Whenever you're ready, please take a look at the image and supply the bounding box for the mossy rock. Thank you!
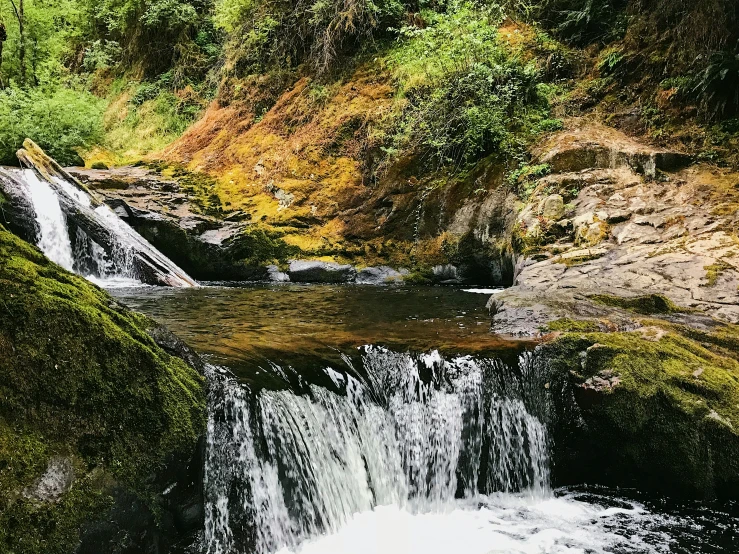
[0,226,207,553]
[545,325,739,499]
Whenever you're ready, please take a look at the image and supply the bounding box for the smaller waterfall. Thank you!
[24,170,75,271]
[204,348,552,554]
[7,167,196,287]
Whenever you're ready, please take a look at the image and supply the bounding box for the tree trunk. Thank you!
[9,0,24,85]
[18,0,24,85]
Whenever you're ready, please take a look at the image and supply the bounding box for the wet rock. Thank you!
[23,457,74,503]
[288,260,357,283]
[69,165,179,191]
[0,168,40,243]
[356,266,407,285]
[432,264,460,283]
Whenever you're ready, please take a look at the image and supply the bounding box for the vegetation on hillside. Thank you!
[0,0,737,167]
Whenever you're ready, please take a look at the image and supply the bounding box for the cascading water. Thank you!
[23,170,76,271]
[204,347,556,554]
[9,167,195,287]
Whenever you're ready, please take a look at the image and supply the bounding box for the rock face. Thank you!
[507,123,739,335]
[0,226,207,554]
[543,323,739,500]
[69,166,269,281]
[288,260,357,283]
[356,266,407,285]
[493,122,739,499]
[0,168,39,244]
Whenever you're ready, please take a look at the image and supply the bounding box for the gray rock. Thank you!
[539,194,565,220]
[356,266,407,285]
[0,168,40,244]
[288,260,357,283]
[432,264,459,281]
[23,457,74,503]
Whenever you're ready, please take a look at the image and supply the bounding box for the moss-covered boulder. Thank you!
[545,322,739,499]
[0,226,207,553]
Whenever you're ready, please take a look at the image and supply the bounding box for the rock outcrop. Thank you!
[502,123,739,335]
[493,122,739,499]
[0,226,207,553]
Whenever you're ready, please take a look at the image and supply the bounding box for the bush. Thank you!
[692,46,739,119]
[383,5,553,169]
[530,0,627,45]
[216,0,406,75]
[0,87,105,166]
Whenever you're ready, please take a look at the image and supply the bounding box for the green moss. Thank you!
[545,318,601,333]
[590,293,682,314]
[0,226,206,553]
[703,260,732,286]
[546,325,739,498]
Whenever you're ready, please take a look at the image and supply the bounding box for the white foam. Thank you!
[462,288,505,294]
[277,494,654,554]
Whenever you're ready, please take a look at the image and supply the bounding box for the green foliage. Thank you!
[692,45,739,119]
[531,0,628,45]
[384,5,554,170]
[508,163,551,197]
[87,0,221,83]
[216,0,406,75]
[0,0,88,86]
[0,86,104,166]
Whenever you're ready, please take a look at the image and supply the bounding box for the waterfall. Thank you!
[7,168,196,287]
[204,347,551,554]
[23,170,76,271]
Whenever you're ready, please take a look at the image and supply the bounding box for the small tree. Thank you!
[8,0,24,85]
[0,21,6,87]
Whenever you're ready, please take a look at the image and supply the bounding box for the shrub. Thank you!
[383,5,553,170]
[530,0,628,45]
[692,45,739,119]
[215,0,406,75]
[0,87,105,166]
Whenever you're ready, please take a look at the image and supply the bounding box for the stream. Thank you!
[14,162,739,553]
[112,284,739,554]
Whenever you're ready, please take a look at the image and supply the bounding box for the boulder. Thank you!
[539,194,565,220]
[432,264,460,283]
[356,266,407,285]
[288,260,357,283]
[0,226,206,553]
[267,264,290,282]
[0,168,39,244]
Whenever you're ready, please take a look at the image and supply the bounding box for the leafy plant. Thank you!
[0,86,105,166]
[383,5,554,171]
[692,45,739,119]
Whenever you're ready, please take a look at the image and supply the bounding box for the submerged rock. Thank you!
[288,260,357,283]
[0,226,206,553]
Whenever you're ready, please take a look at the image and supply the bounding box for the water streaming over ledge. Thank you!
[10,167,194,287]
[204,347,552,554]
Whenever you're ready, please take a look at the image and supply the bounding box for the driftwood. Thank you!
[15,140,197,287]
